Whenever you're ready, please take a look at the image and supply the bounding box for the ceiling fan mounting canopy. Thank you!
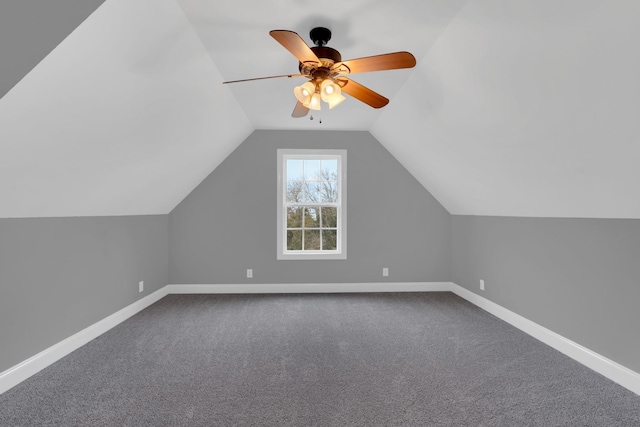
[310,27,332,47]
[222,27,417,117]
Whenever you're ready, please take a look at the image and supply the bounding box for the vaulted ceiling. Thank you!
[1,0,639,218]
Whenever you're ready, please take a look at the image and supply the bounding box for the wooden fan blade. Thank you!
[333,52,416,75]
[338,78,389,109]
[270,30,320,65]
[223,73,304,84]
[291,101,310,118]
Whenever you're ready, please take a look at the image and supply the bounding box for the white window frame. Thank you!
[277,149,347,260]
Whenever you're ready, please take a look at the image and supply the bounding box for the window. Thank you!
[277,149,346,260]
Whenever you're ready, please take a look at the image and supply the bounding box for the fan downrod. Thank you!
[310,27,331,47]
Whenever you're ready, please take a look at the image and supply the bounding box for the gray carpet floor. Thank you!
[1,292,639,426]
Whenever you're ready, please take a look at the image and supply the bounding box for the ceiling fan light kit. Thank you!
[223,27,417,118]
[293,78,344,111]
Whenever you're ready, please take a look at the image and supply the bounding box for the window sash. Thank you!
[277,149,346,260]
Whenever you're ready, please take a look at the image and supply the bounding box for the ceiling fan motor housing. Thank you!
[299,41,342,77]
[311,46,341,63]
[299,46,342,78]
[299,28,342,77]
[300,27,342,78]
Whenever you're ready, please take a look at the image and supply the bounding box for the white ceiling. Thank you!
[178,0,468,130]
[372,0,640,218]
[1,0,639,218]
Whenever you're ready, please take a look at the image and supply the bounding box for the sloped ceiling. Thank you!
[0,0,107,100]
[372,1,640,218]
[1,0,639,219]
[0,0,253,218]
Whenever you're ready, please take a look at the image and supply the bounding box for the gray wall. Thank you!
[169,130,451,284]
[0,215,168,372]
[0,0,106,99]
[5,129,639,383]
[451,215,640,373]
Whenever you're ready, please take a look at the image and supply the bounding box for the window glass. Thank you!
[286,159,303,180]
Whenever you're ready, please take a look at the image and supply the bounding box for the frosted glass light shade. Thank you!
[327,94,346,109]
[320,79,342,103]
[307,93,322,110]
[294,81,316,105]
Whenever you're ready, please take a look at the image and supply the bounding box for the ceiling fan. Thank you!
[223,27,416,118]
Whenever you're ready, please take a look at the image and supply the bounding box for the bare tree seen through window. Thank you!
[286,159,339,251]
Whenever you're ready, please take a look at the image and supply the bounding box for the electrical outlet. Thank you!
[480,279,485,291]
[139,281,144,293]
[247,269,253,279]
[382,267,389,277]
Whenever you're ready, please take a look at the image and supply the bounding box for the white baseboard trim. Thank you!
[166,282,452,294]
[3,282,638,398]
[0,287,168,396]
[450,283,640,396]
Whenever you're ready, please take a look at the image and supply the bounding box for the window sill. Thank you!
[277,252,347,261]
